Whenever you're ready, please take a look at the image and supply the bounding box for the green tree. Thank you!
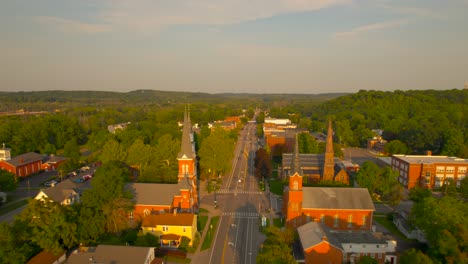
[100,139,126,163]
[408,186,432,202]
[254,148,272,180]
[384,140,408,155]
[399,249,433,264]
[257,226,295,264]
[79,161,133,242]
[0,170,17,192]
[17,198,78,254]
[356,161,381,194]
[460,177,468,199]
[198,127,235,180]
[298,133,318,154]
[0,221,40,264]
[411,196,467,263]
[63,138,80,161]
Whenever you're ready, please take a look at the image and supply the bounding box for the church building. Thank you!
[128,108,198,220]
[281,119,349,184]
[282,130,375,230]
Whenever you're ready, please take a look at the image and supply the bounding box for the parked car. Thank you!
[73,178,84,183]
[81,166,90,171]
[82,174,93,181]
[44,180,59,187]
[69,171,77,176]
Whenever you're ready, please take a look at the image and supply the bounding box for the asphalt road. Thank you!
[209,122,268,264]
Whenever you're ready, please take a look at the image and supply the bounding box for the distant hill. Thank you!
[0,90,349,112]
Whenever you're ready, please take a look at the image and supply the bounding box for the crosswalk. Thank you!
[222,212,260,218]
[216,189,263,195]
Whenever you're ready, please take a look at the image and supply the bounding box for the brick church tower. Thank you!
[322,119,335,181]
[177,107,198,209]
[283,134,303,227]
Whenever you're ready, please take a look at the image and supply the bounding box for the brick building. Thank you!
[282,131,374,230]
[298,222,397,264]
[391,154,468,190]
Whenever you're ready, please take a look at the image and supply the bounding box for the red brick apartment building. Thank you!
[391,154,467,190]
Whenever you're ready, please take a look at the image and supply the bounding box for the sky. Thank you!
[1,0,467,94]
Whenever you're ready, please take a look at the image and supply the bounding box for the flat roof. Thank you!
[392,155,468,164]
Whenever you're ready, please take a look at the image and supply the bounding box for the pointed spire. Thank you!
[290,133,301,176]
[323,118,335,181]
[178,106,195,159]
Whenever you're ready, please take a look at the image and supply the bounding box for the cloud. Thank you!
[333,19,408,38]
[97,0,351,33]
[36,16,111,34]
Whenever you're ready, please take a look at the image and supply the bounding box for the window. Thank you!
[163,226,169,232]
[362,215,367,226]
[129,211,134,221]
[426,171,431,177]
[458,167,467,173]
[371,253,375,258]
[334,214,339,227]
[320,214,325,223]
[446,167,455,173]
[347,215,353,227]
[183,227,186,233]
[378,253,382,259]
[436,166,445,173]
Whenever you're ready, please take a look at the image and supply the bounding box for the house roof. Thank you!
[26,250,65,264]
[127,182,187,206]
[298,222,390,252]
[142,213,195,227]
[67,245,154,264]
[39,179,78,203]
[43,155,67,164]
[6,152,44,167]
[297,222,333,251]
[302,187,375,210]
[161,234,181,240]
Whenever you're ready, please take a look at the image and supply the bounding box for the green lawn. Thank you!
[268,180,285,195]
[373,214,408,240]
[199,208,209,214]
[201,216,220,251]
[273,218,284,228]
[198,215,209,234]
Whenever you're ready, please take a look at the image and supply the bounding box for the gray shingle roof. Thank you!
[127,182,188,206]
[297,222,342,249]
[302,187,375,210]
[67,245,154,264]
[6,152,44,167]
[41,179,79,203]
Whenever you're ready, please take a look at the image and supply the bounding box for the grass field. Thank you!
[201,216,220,251]
[268,179,285,195]
[373,214,408,240]
[198,215,209,234]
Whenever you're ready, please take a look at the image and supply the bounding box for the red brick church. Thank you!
[283,121,375,230]
[128,108,198,220]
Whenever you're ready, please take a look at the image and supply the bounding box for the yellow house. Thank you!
[141,213,197,247]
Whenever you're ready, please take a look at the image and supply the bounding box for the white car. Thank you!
[81,166,90,171]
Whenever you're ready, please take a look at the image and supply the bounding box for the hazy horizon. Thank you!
[1,0,467,94]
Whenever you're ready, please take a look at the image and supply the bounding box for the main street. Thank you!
[208,122,269,264]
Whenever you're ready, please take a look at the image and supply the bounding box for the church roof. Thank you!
[127,182,189,206]
[177,107,195,159]
[4,152,43,167]
[302,187,375,210]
